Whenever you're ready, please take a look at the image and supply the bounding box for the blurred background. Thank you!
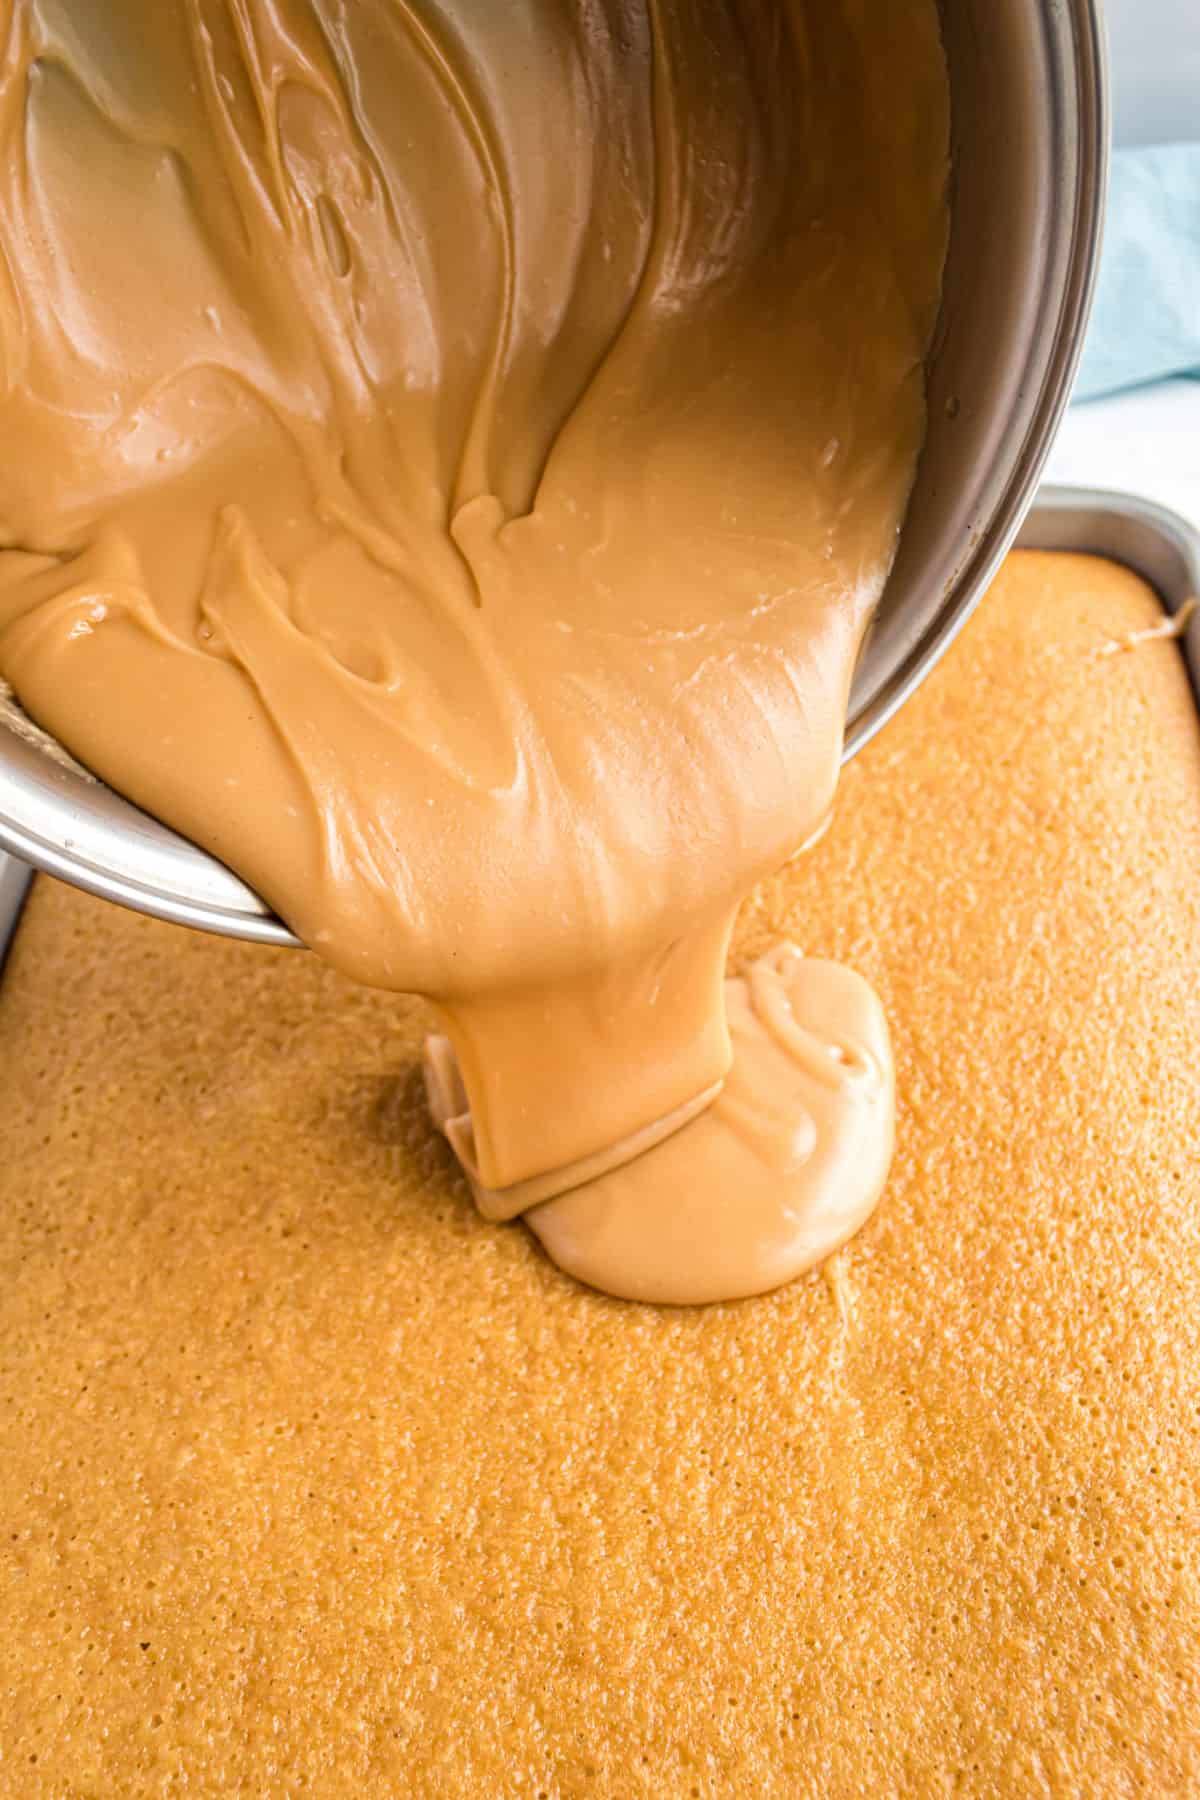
[1050,0,1200,514]
[1107,0,1197,147]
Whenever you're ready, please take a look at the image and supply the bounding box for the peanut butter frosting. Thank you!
[2,552,1199,1793]
[0,0,949,1298]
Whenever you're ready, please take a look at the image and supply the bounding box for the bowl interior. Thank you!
[0,0,1105,943]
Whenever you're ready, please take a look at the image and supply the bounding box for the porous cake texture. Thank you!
[1,552,1198,1796]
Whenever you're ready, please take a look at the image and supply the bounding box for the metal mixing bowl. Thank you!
[0,0,1107,950]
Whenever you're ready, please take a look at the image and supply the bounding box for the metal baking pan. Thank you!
[1017,483,1200,707]
[0,483,1197,974]
[0,849,30,978]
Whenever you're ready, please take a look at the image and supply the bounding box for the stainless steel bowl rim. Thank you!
[0,0,1109,949]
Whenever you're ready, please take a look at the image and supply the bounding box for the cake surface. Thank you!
[1,551,1199,1796]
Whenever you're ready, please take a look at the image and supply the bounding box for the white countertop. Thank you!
[1046,378,1200,528]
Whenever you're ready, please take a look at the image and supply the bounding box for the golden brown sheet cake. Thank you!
[2,550,1199,1796]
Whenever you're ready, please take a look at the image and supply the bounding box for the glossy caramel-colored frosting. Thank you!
[2,552,1199,1792]
[0,0,948,1297]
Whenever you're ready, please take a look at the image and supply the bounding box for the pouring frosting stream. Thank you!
[0,0,948,1301]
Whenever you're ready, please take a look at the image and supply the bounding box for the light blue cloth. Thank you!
[1075,143,1200,402]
